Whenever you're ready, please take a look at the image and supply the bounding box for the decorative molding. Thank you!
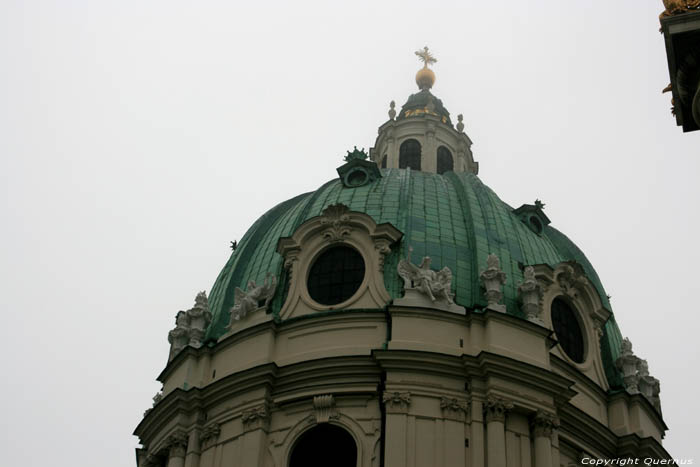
[311,394,339,423]
[556,263,587,300]
[531,410,559,438]
[374,240,392,272]
[483,395,513,423]
[319,204,353,243]
[480,254,507,312]
[276,203,403,319]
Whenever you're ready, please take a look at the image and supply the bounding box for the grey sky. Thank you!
[1,1,698,465]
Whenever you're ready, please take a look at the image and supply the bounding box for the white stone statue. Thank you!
[615,338,641,394]
[186,291,211,348]
[397,246,454,304]
[517,266,542,323]
[480,254,507,312]
[167,310,190,361]
[229,272,277,322]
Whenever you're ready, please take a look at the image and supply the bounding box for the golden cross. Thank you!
[415,46,437,68]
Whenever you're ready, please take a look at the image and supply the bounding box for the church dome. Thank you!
[136,49,671,467]
[204,169,624,387]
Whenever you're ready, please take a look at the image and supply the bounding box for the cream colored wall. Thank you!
[369,115,477,174]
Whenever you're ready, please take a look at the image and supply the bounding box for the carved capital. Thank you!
[484,395,513,423]
[440,397,469,420]
[312,394,339,423]
[200,423,221,449]
[383,391,411,413]
[242,403,271,431]
[165,431,188,458]
[531,410,559,438]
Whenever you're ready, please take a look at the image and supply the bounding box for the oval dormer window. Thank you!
[551,298,585,363]
[307,246,365,306]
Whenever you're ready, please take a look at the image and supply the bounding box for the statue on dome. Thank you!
[229,273,277,323]
[398,246,455,304]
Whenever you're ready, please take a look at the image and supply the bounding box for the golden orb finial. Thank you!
[415,46,437,90]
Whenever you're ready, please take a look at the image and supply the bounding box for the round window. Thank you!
[551,298,585,363]
[345,168,369,187]
[307,246,365,305]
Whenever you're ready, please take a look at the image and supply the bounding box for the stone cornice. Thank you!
[136,362,278,442]
[557,402,619,457]
[616,433,675,460]
[608,390,669,433]
[465,352,577,407]
[158,309,386,384]
[467,308,558,348]
[551,354,608,400]
[373,349,466,379]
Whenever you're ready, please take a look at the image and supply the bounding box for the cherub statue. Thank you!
[229,273,277,322]
[397,246,454,304]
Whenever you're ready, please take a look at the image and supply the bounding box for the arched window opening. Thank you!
[381,154,387,169]
[289,424,357,467]
[551,298,585,363]
[399,139,421,171]
[307,246,365,306]
[437,146,454,174]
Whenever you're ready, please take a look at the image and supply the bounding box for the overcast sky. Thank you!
[1,1,698,465]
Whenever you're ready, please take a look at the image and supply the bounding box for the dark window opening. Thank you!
[399,139,421,171]
[307,246,365,306]
[289,424,357,467]
[551,298,585,363]
[529,215,543,234]
[437,146,453,174]
[381,154,387,169]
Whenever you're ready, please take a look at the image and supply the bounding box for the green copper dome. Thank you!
[205,169,624,387]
